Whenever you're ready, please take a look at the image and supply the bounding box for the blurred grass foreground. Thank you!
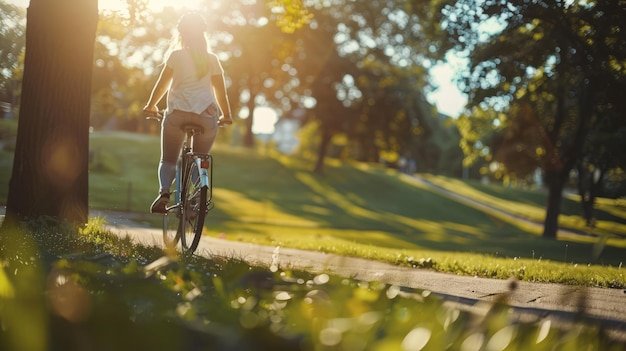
[0,219,624,351]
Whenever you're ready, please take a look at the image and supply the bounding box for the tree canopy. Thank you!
[0,2,25,104]
[446,0,626,237]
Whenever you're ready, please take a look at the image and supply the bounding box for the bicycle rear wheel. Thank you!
[162,204,182,249]
[180,160,208,253]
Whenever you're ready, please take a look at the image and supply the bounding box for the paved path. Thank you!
[98,210,626,341]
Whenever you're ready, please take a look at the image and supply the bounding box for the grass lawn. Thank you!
[1,129,625,287]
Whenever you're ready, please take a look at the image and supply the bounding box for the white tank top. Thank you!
[165,49,224,115]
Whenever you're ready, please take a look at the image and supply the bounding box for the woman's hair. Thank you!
[167,13,211,79]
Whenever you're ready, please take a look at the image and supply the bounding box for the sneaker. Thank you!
[150,192,170,214]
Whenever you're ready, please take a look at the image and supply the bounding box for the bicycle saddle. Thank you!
[180,123,204,135]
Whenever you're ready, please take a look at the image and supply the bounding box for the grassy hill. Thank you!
[1,129,625,286]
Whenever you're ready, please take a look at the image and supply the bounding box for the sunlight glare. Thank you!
[99,0,205,13]
[252,107,278,135]
[8,0,205,13]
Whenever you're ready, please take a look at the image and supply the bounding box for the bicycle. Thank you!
[146,111,220,254]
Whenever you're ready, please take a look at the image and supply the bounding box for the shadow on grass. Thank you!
[211,150,625,266]
[464,180,626,225]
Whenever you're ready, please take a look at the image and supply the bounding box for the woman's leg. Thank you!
[158,111,186,193]
[151,111,187,213]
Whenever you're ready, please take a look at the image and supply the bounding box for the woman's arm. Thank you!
[212,73,233,125]
[144,65,174,114]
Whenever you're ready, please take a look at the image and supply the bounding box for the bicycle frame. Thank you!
[167,129,214,253]
[175,154,213,204]
[172,137,213,203]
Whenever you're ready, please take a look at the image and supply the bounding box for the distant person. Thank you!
[144,13,233,213]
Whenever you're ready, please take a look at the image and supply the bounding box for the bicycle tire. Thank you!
[180,160,208,253]
[162,204,182,249]
[163,153,185,250]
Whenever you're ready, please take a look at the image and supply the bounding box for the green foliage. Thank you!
[269,0,313,33]
[0,219,624,350]
[0,0,25,96]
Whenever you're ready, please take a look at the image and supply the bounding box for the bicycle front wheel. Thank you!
[180,161,208,253]
[162,204,182,250]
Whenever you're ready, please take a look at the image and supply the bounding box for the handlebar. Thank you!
[144,109,232,127]
[144,109,163,120]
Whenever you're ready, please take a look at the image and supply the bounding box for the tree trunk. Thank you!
[576,163,594,227]
[579,166,604,227]
[243,99,255,148]
[314,128,332,174]
[542,169,566,239]
[4,0,98,225]
[540,79,585,239]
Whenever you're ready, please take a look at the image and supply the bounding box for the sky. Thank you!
[7,0,468,120]
[426,61,467,118]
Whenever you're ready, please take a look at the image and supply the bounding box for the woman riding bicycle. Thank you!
[144,13,233,214]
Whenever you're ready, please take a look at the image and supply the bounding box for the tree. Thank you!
[91,6,181,132]
[442,0,626,238]
[293,12,352,173]
[490,102,545,182]
[289,0,453,173]
[221,14,294,148]
[198,0,313,148]
[4,0,98,225]
[0,1,26,106]
[576,113,626,226]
